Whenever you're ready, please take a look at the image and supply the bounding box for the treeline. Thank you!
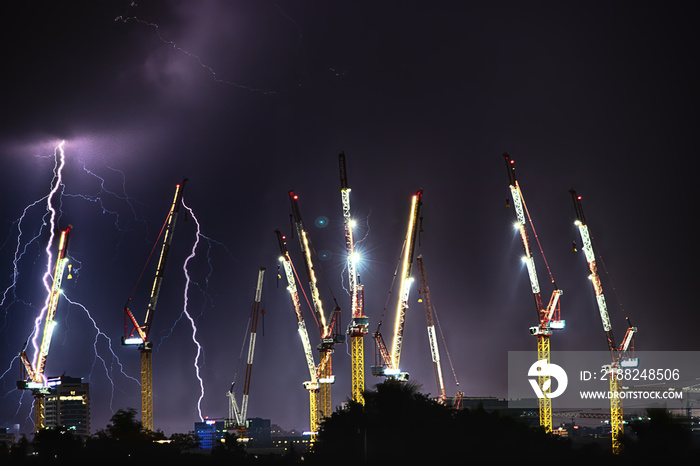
[2,382,698,464]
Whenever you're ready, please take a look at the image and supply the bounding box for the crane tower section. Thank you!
[339,152,369,405]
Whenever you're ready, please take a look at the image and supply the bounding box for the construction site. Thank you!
[6,148,699,461]
[0,2,697,462]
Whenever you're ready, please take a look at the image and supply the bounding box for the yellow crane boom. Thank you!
[17,226,72,432]
[372,189,422,381]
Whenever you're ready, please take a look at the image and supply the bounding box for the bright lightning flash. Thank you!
[0,141,149,432]
[180,200,206,421]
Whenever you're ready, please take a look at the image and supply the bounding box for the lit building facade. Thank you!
[194,419,227,450]
[44,376,90,438]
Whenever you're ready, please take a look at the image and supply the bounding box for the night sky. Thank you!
[0,1,697,437]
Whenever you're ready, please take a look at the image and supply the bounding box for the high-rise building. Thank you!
[44,376,90,438]
[194,419,227,450]
[246,417,271,447]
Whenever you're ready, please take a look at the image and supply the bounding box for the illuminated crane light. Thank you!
[123,337,144,345]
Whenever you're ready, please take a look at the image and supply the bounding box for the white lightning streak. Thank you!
[63,295,140,413]
[30,142,66,369]
[114,14,276,95]
[181,200,205,421]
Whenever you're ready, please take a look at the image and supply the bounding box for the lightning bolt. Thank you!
[30,141,66,370]
[63,295,140,413]
[153,200,235,422]
[180,200,206,421]
[64,164,147,235]
[114,9,276,95]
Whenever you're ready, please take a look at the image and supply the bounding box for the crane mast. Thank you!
[17,226,72,432]
[275,230,320,441]
[339,152,369,405]
[122,179,187,432]
[416,255,446,403]
[228,267,266,432]
[288,191,342,422]
[570,190,637,455]
[503,154,563,433]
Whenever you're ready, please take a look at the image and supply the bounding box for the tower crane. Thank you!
[122,179,187,432]
[503,154,563,433]
[339,152,369,405]
[227,267,265,436]
[17,226,72,432]
[416,255,446,404]
[288,191,343,422]
[570,190,637,455]
[275,230,321,441]
[371,189,422,381]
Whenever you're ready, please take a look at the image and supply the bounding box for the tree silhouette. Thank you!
[314,380,458,462]
[32,427,83,461]
[169,431,200,452]
[211,431,248,463]
[85,407,169,460]
[312,380,579,463]
[627,408,695,461]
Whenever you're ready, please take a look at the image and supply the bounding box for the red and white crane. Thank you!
[287,191,343,421]
[227,267,265,433]
[570,190,637,455]
[503,154,563,433]
[275,229,321,440]
[416,255,446,404]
